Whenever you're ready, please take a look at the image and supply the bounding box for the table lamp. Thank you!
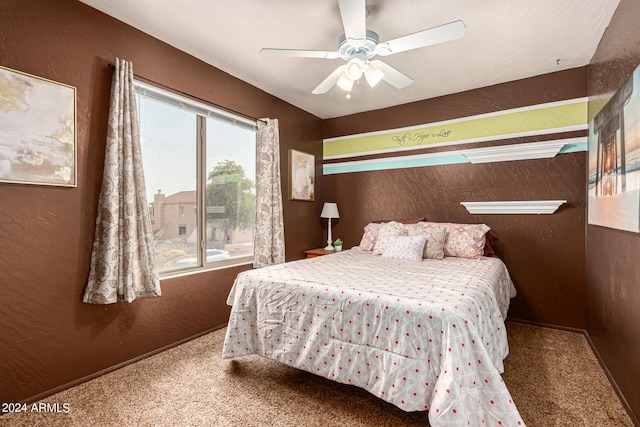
[320,202,340,250]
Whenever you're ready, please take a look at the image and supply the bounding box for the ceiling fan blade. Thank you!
[260,48,340,59]
[376,20,466,56]
[377,62,413,89]
[312,65,347,94]
[338,0,366,44]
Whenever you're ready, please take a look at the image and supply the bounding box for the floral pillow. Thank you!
[422,222,490,258]
[372,221,407,255]
[382,235,427,262]
[405,223,447,260]
[358,222,383,251]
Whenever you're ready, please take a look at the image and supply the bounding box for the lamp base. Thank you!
[324,242,334,251]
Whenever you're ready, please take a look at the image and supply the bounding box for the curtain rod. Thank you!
[108,63,266,124]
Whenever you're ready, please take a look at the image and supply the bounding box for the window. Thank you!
[136,82,257,275]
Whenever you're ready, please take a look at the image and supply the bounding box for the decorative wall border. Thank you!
[460,200,567,214]
[323,138,587,175]
[323,97,588,160]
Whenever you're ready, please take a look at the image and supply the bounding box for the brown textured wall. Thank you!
[0,0,322,403]
[323,68,588,329]
[587,0,640,423]
[323,68,589,139]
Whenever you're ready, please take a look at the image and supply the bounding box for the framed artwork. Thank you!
[0,65,77,187]
[587,63,640,232]
[288,149,315,201]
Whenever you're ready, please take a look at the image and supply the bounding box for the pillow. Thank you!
[358,222,383,251]
[372,217,425,225]
[406,224,447,260]
[484,230,498,257]
[382,235,427,262]
[372,221,407,255]
[422,222,491,259]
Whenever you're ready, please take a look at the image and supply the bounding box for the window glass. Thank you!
[137,84,256,275]
[205,118,256,264]
[138,95,198,273]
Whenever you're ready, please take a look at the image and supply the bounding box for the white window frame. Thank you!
[135,81,257,277]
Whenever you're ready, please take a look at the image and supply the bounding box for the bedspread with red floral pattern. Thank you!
[223,250,524,426]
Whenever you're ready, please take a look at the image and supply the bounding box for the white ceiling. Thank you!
[79,0,620,119]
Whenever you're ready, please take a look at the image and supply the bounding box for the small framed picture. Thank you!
[288,149,315,201]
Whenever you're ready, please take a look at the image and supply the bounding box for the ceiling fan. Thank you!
[260,0,466,98]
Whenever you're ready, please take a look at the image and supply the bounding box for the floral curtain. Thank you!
[83,58,161,304]
[253,118,285,268]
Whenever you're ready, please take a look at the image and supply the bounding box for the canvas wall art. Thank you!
[588,64,640,232]
[288,149,314,201]
[0,65,76,187]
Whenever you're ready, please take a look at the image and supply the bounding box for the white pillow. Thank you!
[382,235,427,262]
[372,221,407,255]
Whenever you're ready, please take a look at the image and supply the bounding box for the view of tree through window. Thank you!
[206,160,255,259]
[137,85,256,275]
[205,117,256,264]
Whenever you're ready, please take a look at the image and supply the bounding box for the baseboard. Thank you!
[506,317,585,334]
[19,324,227,406]
[583,332,640,426]
[507,317,639,426]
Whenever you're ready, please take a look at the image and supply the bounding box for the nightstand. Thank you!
[304,248,338,258]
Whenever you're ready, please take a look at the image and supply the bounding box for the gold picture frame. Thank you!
[288,149,315,201]
[0,65,77,187]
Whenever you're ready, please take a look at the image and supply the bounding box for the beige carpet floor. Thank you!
[0,322,633,427]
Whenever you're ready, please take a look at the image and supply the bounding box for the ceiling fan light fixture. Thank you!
[364,63,384,87]
[336,73,354,92]
[345,58,364,80]
[260,1,465,97]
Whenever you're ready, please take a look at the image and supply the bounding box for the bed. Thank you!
[223,222,524,426]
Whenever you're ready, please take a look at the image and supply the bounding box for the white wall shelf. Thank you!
[461,200,567,214]
[462,139,571,163]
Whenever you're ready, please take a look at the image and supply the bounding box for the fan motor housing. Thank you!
[338,29,379,60]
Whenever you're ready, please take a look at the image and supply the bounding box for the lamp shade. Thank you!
[336,73,354,92]
[320,202,339,219]
[364,63,384,88]
[345,58,364,80]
